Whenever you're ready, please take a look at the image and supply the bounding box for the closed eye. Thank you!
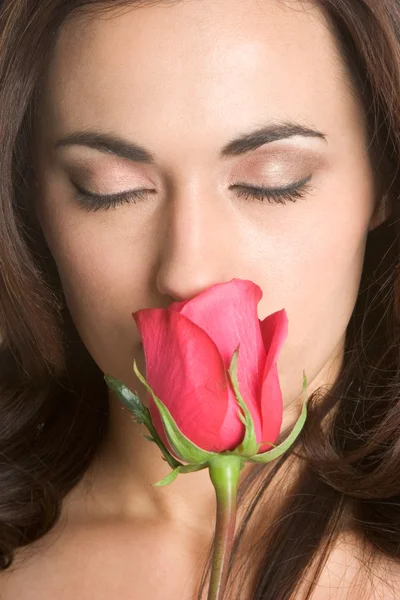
[231,174,312,204]
[73,183,156,212]
[72,174,312,213]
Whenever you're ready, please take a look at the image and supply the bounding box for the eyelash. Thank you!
[73,175,312,213]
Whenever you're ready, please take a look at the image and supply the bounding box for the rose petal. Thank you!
[133,308,245,452]
[169,279,266,441]
[258,309,288,452]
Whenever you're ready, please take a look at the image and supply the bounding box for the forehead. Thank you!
[37,0,362,154]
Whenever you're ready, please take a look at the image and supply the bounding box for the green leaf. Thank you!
[228,345,259,457]
[153,467,181,487]
[237,410,247,427]
[179,462,209,474]
[104,371,182,470]
[104,374,150,425]
[248,371,308,464]
[152,395,218,464]
[255,440,277,452]
[153,462,208,487]
[133,360,218,465]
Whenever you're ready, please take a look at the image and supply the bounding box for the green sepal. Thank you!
[228,345,259,457]
[153,467,181,487]
[153,462,208,487]
[104,373,182,470]
[248,370,308,463]
[133,360,218,465]
[104,374,149,425]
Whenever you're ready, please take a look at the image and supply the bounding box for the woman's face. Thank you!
[33,0,381,410]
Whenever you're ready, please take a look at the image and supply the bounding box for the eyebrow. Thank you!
[54,122,327,163]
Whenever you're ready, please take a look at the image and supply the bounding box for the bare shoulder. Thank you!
[306,532,400,600]
[358,556,400,600]
[0,510,208,600]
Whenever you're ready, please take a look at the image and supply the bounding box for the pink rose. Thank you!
[132,278,288,456]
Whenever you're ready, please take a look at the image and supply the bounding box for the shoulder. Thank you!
[361,557,400,600]
[305,532,400,600]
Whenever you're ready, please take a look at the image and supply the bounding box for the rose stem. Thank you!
[207,455,242,600]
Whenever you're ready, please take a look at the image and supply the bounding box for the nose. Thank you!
[155,186,239,302]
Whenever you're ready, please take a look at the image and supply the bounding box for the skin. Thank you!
[24,0,389,596]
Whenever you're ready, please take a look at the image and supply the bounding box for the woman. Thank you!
[0,0,399,598]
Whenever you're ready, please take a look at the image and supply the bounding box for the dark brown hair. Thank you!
[0,1,400,598]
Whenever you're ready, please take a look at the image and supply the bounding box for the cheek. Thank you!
[258,180,375,394]
[62,246,148,377]
[248,184,373,314]
[36,205,153,373]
